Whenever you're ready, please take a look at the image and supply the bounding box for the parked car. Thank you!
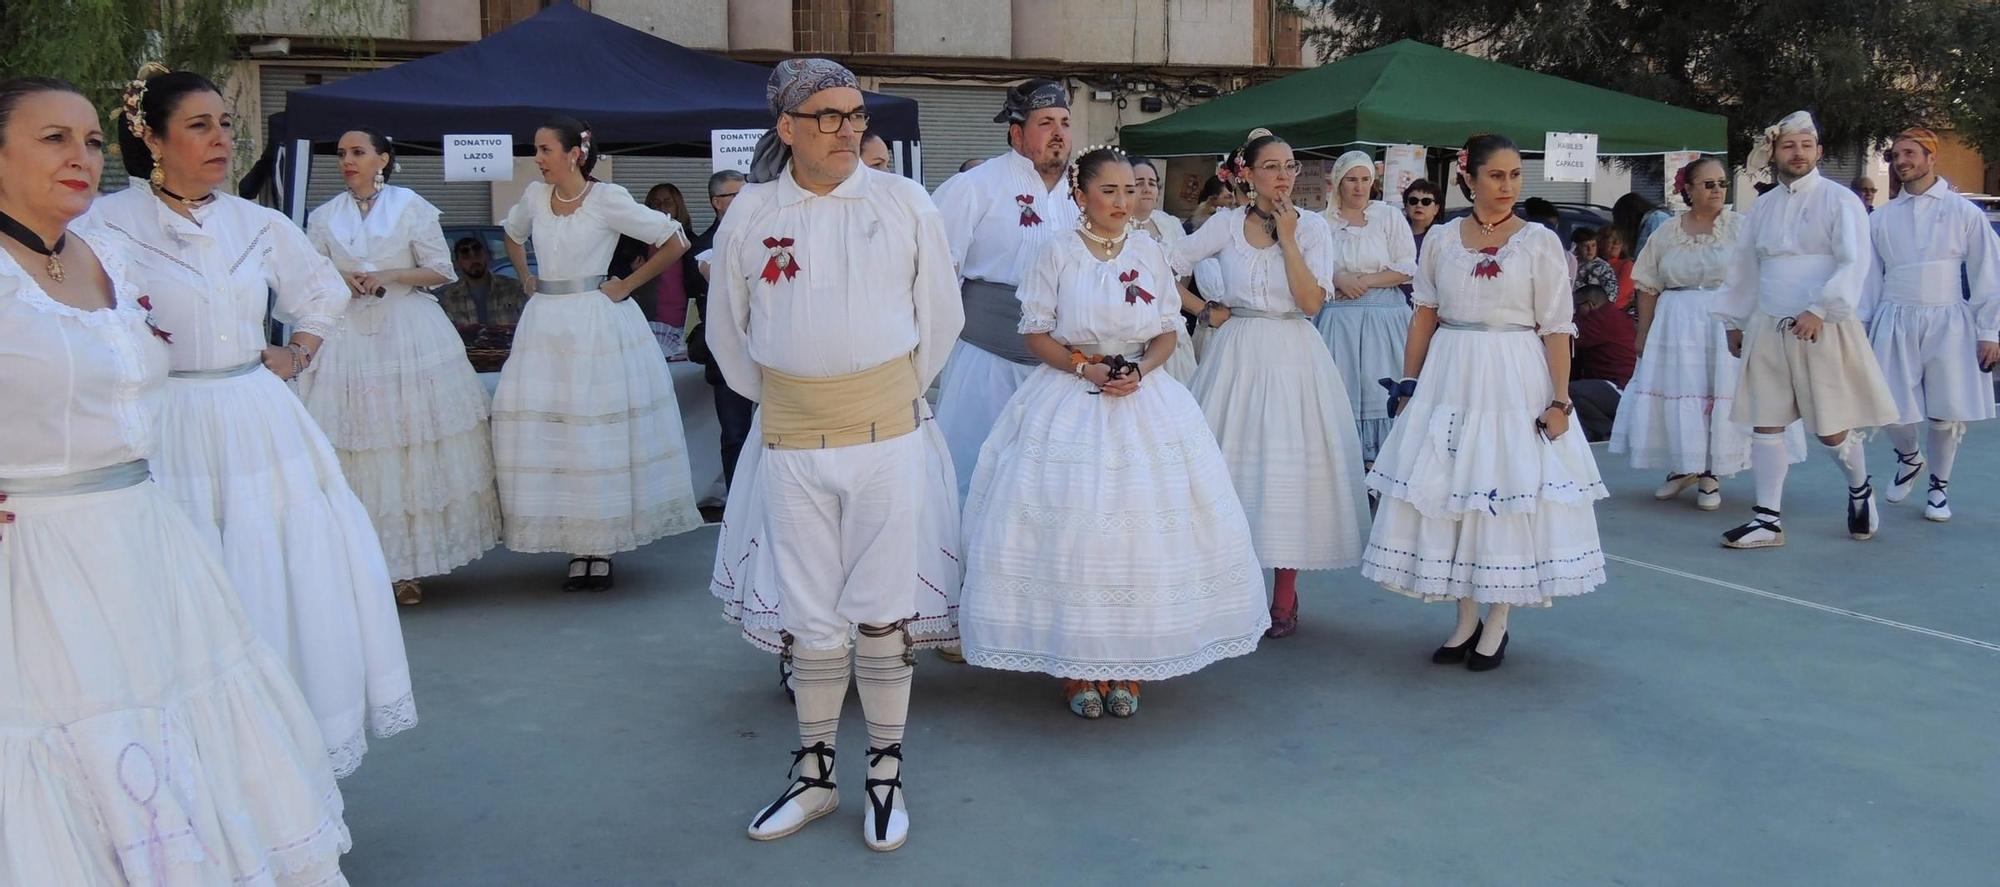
[440,224,537,279]
[1440,201,1611,247]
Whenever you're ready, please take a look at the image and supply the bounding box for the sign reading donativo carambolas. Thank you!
[444,134,513,182]
[1543,132,1598,182]
[711,128,766,174]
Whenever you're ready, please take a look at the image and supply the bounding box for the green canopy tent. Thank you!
[1120,39,1726,157]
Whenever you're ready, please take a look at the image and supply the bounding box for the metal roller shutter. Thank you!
[261,65,493,226]
[606,156,723,233]
[1820,146,1864,187]
[874,83,1012,190]
[1520,157,1589,203]
[1629,158,1667,206]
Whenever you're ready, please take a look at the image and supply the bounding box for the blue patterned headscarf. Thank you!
[748,57,861,184]
[995,79,1068,124]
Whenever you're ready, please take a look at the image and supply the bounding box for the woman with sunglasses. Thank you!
[1127,154,1198,383]
[1399,179,1442,303]
[1611,155,1804,510]
[494,116,703,591]
[298,128,501,607]
[1170,128,1368,639]
[1318,151,1417,470]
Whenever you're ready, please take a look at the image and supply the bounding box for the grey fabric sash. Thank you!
[959,279,1039,365]
[1075,341,1149,361]
[1227,307,1310,321]
[1440,319,1536,333]
[169,359,263,380]
[0,459,151,496]
[536,275,608,296]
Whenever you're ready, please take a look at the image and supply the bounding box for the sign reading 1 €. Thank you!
[1543,132,1598,183]
[444,134,514,182]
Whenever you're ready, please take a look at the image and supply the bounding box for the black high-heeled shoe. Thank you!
[1466,631,1509,672]
[1431,621,1482,664]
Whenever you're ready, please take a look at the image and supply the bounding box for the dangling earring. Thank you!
[372,169,385,186]
[149,165,166,188]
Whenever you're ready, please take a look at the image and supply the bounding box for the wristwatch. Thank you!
[1546,399,1574,416]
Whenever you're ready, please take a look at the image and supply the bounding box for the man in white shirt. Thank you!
[1861,126,2000,522]
[929,79,1077,496]
[710,57,963,853]
[1716,111,1902,549]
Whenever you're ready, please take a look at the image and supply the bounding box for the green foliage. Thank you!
[1300,0,2000,163]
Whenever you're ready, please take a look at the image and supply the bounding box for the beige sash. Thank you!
[760,354,922,450]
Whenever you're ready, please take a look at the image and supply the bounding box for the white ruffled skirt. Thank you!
[959,365,1267,680]
[935,341,1036,498]
[491,291,703,555]
[1314,287,1412,461]
[298,293,501,580]
[710,403,963,651]
[159,369,415,777]
[1189,314,1369,571]
[1363,327,1608,605]
[1610,288,1806,474]
[1,478,350,886]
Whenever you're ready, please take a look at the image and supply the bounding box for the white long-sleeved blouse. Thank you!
[1410,217,1576,337]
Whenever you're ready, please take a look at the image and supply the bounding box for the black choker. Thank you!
[0,208,67,282]
[154,184,216,209]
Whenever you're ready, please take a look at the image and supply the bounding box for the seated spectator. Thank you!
[1570,283,1637,442]
[1598,226,1637,313]
[437,236,528,326]
[1573,226,1619,304]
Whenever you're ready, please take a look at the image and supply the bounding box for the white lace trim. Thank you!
[325,691,419,779]
[1361,543,1606,606]
[963,629,1265,681]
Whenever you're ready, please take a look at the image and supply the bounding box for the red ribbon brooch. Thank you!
[1472,246,1502,280]
[137,295,172,343]
[1016,194,1042,227]
[1120,269,1154,305]
[759,237,800,284]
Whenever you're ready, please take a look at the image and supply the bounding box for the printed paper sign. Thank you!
[1544,132,1598,182]
[444,134,512,182]
[1383,144,1427,200]
[712,129,766,174]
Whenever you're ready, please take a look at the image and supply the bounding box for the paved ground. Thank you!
[336,439,1999,886]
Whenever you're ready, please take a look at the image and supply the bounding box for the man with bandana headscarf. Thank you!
[929,79,1079,499]
[1858,126,2000,522]
[707,57,964,852]
[1714,111,1900,549]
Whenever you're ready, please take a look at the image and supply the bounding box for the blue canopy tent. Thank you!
[259,2,921,221]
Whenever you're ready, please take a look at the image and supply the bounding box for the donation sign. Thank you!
[712,129,766,174]
[1544,132,1598,182]
[444,134,513,182]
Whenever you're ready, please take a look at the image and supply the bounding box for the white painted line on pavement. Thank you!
[1605,553,2000,653]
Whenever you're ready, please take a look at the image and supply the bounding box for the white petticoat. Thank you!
[1610,288,1807,474]
[1868,300,1998,425]
[491,291,703,555]
[1,480,351,886]
[1189,314,1369,571]
[710,404,963,651]
[959,365,1267,680]
[158,369,415,778]
[1363,327,1608,605]
[935,340,1035,498]
[1314,287,1412,461]
[297,293,501,580]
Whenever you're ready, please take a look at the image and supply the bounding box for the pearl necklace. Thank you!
[1078,223,1127,249]
[554,181,592,204]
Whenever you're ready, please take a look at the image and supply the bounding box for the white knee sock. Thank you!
[1822,433,1868,488]
[1928,420,1966,482]
[1886,423,1921,459]
[790,641,851,751]
[1752,432,1789,513]
[854,623,912,824]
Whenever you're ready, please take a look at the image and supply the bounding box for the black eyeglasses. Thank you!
[1694,179,1728,191]
[1404,196,1436,207]
[786,108,870,134]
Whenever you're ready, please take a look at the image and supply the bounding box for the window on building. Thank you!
[1255,1,1304,67]
[484,0,587,35]
[793,0,893,55]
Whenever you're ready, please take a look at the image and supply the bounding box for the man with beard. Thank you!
[1715,111,1901,549]
[1859,126,2000,522]
[708,58,963,852]
[929,79,1077,498]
